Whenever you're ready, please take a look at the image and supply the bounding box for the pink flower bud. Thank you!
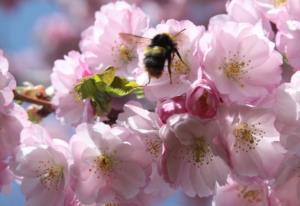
[186,82,220,119]
[156,96,187,123]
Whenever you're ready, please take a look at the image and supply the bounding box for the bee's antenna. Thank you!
[174,29,186,37]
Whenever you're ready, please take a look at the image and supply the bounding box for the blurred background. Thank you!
[0,0,225,205]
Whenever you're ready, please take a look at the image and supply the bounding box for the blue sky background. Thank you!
[0,1,181,206]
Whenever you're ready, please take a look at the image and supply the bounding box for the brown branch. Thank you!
[13,90,55,113]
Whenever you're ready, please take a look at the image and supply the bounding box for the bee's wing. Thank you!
[119,33,151,47]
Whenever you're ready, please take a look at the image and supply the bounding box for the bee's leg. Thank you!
[175,49,187,66]
[167,56,173,84]
[146,74,151,85]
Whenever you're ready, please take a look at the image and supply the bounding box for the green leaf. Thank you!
[97,66,116,86]
[73,67,144,116]
[105,76,144,98]
[133,87,145,99]
[91,92,112,116]
[74,73,113,116]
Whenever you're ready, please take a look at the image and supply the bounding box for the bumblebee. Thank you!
[119,30,186,84]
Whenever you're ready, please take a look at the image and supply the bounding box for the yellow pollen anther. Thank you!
[234,122,265,152]
[192,137,212,165]
[145,137,162,157]
[235,123,255,143]
[172,57,190,75]
[238,186,263,203]
[220,52,252,87]
[119,44,134,62]
[96,154,113,172]
[105,203,118,206]
[36,161,64,191]
[274,0,288,7]
[224,61,245,80]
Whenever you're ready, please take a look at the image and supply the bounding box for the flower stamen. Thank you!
[144,136,162,158]
[36,160,64,191]
[220,52,251,87]
[105,203,118,206]
[186,136,214,166]
[96,154,114,172]
[172,57,190,75]
[274,0,288,7]
[119,44,134,63]
[234,122,265,152]
[238,186,263,203]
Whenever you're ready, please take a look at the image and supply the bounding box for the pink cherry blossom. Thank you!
[119,102,163,161]
[224,106,285,179]
[0,101,28,195]
[80,1,149,78]
[13,125,74,206]
[0,104,28,160]
[0,50,16,106]
[185,80,220,119]
[98,166,175,206]
[273,71,300,126]
[255,0,300,26]
[286,0,300,21]
[276,20,300,70]
[160,114,230,197]
[214,177,277,206]
[271,155,300,206]
[70,122,149,205]
[4,0,300,204]
[204,21,282,105]
[156,96,187,124]
[209,0,274,39]
[254,0,289,26]
[20,124,53,147]
[51,51,95,126]
[0,162,13,193]
[273,71,300,154]
[226,0,265,24]
[117,102,175,201]
[137,19,204,100]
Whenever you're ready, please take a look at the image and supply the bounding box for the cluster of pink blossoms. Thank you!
[2,0,300,205]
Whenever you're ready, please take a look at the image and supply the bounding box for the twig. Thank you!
[13,90,55,113]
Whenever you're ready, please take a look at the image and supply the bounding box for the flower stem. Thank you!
[13,90,55,112]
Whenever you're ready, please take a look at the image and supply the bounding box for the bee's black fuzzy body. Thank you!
[143,33,178,81]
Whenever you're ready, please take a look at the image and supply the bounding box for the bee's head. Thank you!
[151,33,176,48]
